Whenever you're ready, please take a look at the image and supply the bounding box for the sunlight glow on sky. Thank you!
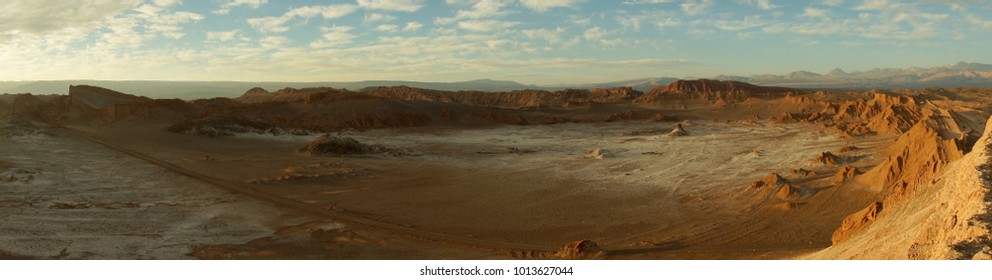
[1,0,990,84]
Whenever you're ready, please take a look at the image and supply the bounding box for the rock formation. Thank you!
[585,147,608,159]
[831,164,861,184]
[831,202,884,244]
[300,134,391,156]
[554,240,604,260]
[667,123,688,137]
[830,110,969,246]
[814,151,845,166]
[792,168,816,178]
[750,173,790,189]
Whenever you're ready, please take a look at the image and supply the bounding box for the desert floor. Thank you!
[0,117,902,259]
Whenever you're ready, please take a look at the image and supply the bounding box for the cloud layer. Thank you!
[0,0,989,84]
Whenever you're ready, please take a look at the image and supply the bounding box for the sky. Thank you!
[0,0,990,85]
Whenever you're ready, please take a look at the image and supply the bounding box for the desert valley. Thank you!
[2,79,990,260]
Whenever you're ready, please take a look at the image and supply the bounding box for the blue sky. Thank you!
[0,0,990,85]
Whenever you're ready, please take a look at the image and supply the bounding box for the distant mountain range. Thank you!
[713,62,992,90]
[0,79,550,100]
[2,62,991,99]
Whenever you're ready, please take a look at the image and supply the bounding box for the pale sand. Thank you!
[0,128,491,259]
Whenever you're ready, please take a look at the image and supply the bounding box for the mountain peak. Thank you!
[786,70,821,79]
[826,68,848,76]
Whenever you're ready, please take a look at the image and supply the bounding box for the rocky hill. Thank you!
[805,114,992,259]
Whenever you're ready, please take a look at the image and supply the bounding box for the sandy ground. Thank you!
[0,123,501,259]
[0,129,307,259]
[66,119,894,259]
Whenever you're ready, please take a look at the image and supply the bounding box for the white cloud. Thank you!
[763,2,951,41]
[966,15,992,29]
[310,26,356,48]
[519,0,581,12]
[206,30,241,41]
[655,18,681,30]
[143,10,205,39]
[113,3,204,40]
[259,36,289,49]
[403,21,424,31]
[376,24,399,32]
[357,0,423,12]
[293,5,361,19]
[436,0,512,25]
[854,0,901,11]
[153,0,182,7]
[737,0,777,10]
[713,15,769,31]
[821,0,843,6]
[364,13,396,23]
[623,0,674,4]
[0,0,139,40]
[98,16,147,48]
[756,0,777,9]
[583,27,622,46]
[214,0,267,15]
[571,16,592,26]
[763,21,843,36]
[617,15,647,31]
[681,0,714,16]
[247,4,358,33]
[803,7,829,17]
[931,0,980,11]
[0,0,984,84]
[457,20,519,32]
[521,27,565,43]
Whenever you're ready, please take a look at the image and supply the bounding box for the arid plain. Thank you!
[2,80,991,259]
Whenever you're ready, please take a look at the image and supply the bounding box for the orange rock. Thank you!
[554,240,604,259]
[832,201,884,244]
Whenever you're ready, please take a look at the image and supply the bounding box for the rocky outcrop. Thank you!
[750,172,821,205]
[809,114,992,259]
[554,240,604,260]
[837,146,860,153]
[667,123,688,137]
[751,173,790,189]
[651,79,793,95]
[831,164,861,184]
[831,202,883,244]
[236,87,364,104]
[856,116,967,195]
[300,134,391,156]
[360,86,643,109]
[590,86,642,102]
[778,93,935,138]
[68,85,149,110]
[166,116,302,137]
[814,152,845,166]
[831,113,968,246]
[585,147,608,159]
[792,168,816,178]
[634,79,795,104]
